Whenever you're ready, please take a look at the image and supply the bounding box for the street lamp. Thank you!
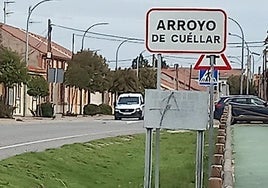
[115,39,129,70]
[3,0,15,24]
[24,0,53,116]
[137,50,146,78]
[25,0,53,66]
[228,17,245,95]
[229,32,250,94]
[229,33,261,94]
[80,22,109,51]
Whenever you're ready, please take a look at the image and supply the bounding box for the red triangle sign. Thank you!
[194,54,232,70]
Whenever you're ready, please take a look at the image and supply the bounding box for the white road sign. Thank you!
[146,8,227,54]
[144,89,209,130]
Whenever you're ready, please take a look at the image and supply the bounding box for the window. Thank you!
[232,98,248,104]
[118,97,139,105]
[251,98,265,105]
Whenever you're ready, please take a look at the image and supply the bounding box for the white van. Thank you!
[114,93,144,120]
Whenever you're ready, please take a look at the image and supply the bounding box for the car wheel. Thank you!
[114,116,120,120]
[231,118,237,125]
[139,116,144,120]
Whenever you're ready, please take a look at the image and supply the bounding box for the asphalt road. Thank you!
[233,124,268,188]
[0,116,145,160]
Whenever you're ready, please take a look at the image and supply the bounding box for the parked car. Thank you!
[227,95,268,124]
[214,96,230,120]
[214,95,247,121]
[114,93,145,120]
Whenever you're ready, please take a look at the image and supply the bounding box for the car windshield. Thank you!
[228,96,266,106]
[118,97,139,105]
[250,98,266,105]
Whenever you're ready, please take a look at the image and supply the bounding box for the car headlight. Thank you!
[136,108,141,112]
[115,108,119,111]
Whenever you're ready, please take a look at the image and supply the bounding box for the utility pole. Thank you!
[264,46,268,100]
[152,54,155,68]
[3,0,15,24]
[46,19,52,102]
[137,54,140,78]
[174,64,179,90]
[188,64,192,90]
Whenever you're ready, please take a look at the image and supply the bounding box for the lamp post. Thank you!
[137,50,146,78]
[115,39,129,70]
[228,17,245,95]
[80,22,109,51]
[229,33,260,94]
[23,0,53,116]
[3,0,15,24]
[229,32,250,94]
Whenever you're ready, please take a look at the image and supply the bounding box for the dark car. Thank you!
[227,95,268,124]
[214,96,230,120]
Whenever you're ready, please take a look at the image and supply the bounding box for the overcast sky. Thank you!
[3,0,268,70]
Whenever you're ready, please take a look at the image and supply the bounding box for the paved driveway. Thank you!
[233,124,268,188]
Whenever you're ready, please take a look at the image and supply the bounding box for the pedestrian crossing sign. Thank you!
[199,69,218,86]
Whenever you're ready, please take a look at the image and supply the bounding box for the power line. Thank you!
[228,41,265,45]
[74,34,144,44]
[51,23,144,42]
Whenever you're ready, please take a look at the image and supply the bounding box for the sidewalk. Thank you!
[233,125,268,188]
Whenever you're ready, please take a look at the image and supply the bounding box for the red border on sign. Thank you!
[145,8,227,54]
[193,54,232,70]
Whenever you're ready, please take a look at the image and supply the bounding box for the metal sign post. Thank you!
[144,8,227,188]
[155,54,162,188]
[196,130,205,188]
[144,128,153,188]
[207,55,219,177]
[144,53,162,188]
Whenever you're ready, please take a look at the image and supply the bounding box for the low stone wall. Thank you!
[208,106,234,188]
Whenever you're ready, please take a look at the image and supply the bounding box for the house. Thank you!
[161,66,241,99]
[0,23,242,116]
[0,23,104,116]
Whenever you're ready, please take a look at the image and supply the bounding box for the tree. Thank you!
[138,68,157,91]
[109,68,140,93]
[27,75,49,98]
[131,53,151,69]
[227,75,255,95]
[65,50,110,112]
[65,50,110,90]
[27,75,49,116]
[0,46,29,104]
[154,56,169,68]
[227,75,241,94]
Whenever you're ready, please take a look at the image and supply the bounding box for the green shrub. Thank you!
[37,102,54,117]
[98,103,112,115]
[0,100,15,118]
[83,104,100,116]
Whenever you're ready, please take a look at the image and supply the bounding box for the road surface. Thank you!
[0,116,145,160]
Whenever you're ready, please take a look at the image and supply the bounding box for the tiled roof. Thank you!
[162,68,207,91]
[160,67,242,91]
[0,24,72,60]
[178,67,241,79]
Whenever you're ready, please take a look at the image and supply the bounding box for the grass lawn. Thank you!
[0,131,209,188]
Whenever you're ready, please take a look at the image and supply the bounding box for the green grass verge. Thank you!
[0,131,210,188]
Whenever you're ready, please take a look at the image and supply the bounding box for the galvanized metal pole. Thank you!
[144,128,153,188]
[208,55,217,177]
[196,131,205,188]
[154,54,162,188]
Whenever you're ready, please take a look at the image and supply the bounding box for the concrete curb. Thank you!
[223,106,234,188]
[208,106,234,188]
[0,115,114,124]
